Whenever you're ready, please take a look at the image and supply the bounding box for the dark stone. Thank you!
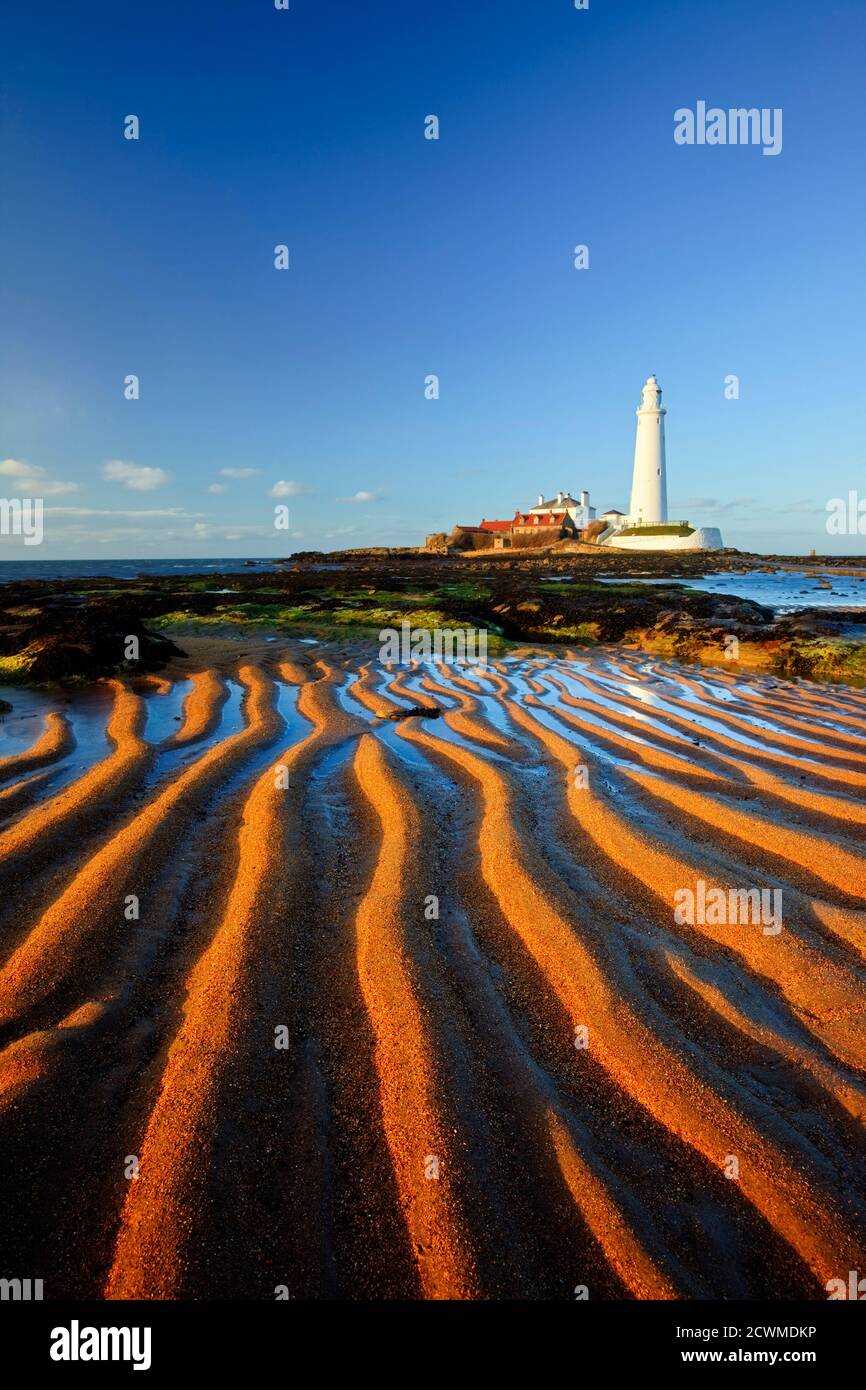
[381,706,441,721]
[0,593,183,681]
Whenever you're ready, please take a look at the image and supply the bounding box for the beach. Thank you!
[0,640,864,1298]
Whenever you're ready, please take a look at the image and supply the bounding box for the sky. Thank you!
[1,0,864,559]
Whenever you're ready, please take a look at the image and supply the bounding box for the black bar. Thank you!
[2,1298,860,1375]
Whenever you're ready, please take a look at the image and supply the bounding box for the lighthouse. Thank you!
[628,374,668,526]
[603,375,724,550]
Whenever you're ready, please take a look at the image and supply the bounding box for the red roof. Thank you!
[513,509,568,526]
[461,510,572,534]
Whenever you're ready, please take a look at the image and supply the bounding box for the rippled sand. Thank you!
[0,650,864,1299]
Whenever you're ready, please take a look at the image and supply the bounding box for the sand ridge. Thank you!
[0,649,863,1299]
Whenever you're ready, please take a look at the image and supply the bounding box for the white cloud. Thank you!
[102,459,168,491]
[337,489,382,504]
[672,496,821,522]
[208,483,227,493]
[0,457,79,496]
[45,507,202,520]
[673,495,758,516]
[269,479,313,498]
[220,467,260,479]
[36,506,275,549]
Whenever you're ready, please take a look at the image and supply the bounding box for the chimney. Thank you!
[537,494,543,506]
[557,491,564,504]
[580,489,589,509]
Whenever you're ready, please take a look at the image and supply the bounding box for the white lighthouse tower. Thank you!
[628,374,668,526]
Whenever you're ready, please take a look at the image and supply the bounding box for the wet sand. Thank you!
[0,647,864,1300]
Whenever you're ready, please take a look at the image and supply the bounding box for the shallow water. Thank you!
[0,686,59,754]
[0,684,113,765]
[145,680,246,784]
[598,567,866,613]
[142,682,194,744]
[553,664,813,760]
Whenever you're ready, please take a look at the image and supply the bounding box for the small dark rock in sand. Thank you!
[381,706,441,721]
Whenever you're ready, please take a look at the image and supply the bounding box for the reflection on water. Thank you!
[0,684,113,768]
[597,568,866,613]
[142,681,193,744]
[0,686,57,755]
[2,646,864,817]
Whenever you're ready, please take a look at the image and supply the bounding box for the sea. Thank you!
[0,558,286,583]
[596,569,866,613]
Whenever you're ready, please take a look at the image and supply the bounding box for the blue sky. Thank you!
[1,0,864,558]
